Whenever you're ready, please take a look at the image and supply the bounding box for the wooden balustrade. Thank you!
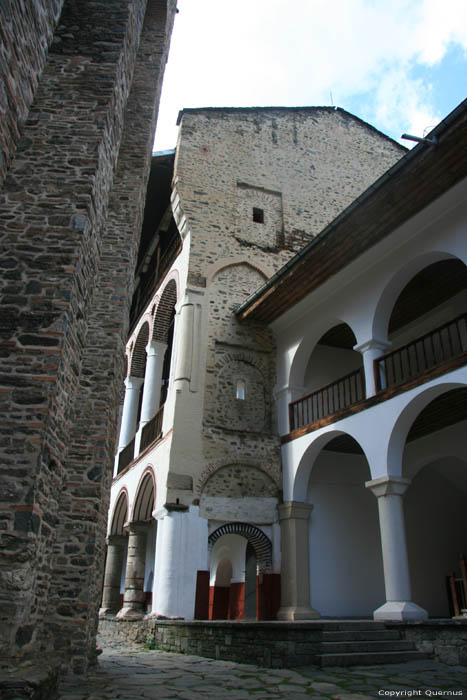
[130,235,181,330]
[289,368,365,431]
[447,554,467,617]
[140,403,164,452]
[117,437,135,473]
[375,312,467,391]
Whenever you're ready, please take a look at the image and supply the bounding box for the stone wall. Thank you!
[99,617,323,667]
[99,617,467,668]
[0,0,176,676]
[388,621,467,666]
[0,0,65,185]
[166,107,406,520]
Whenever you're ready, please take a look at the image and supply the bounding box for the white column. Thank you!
[274,384,306,435]
[117,521,151,620]
[151,505,208,620]
[354,339,391,397]
[277,501,320,620]
[366,475,428,621]
[139,340,167,426]
[118,376,144,450]
[99,534,127,616]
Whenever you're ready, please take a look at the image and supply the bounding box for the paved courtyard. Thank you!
[57,640,467,699]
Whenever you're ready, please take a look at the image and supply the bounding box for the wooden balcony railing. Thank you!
[289,368,365,431]
[375,312,467,391]
[140,404,164,453]
[130,234,181,330]
[447,554,467,617]
[117,437,135,474]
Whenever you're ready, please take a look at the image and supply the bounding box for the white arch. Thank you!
[292,428,369,501]
[371,251,465,342]
[288,317,358,390]
[387,381,467,478]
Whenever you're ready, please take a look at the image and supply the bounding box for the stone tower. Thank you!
[104,107,406,626]
[0,0,176,677]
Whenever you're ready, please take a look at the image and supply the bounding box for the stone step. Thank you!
[315,650,430,667]
[317,621,387,631]
[322,629,402,641]
[320,640,415,654]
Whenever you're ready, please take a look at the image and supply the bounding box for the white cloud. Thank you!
[154,0,467,150]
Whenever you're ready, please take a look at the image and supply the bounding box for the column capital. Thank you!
[145,340,167,356]
[365,475,411,498]
[175,288,205,313]
[124,375,144,390]
[353,338,392,354]
[106,534,127,547]
[273,384,306,400]
[278,501,313,521]
[124,520,152,535]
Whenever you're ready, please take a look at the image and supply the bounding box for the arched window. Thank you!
[236,379,246,400]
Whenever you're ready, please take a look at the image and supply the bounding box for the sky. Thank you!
[153,0,467,152]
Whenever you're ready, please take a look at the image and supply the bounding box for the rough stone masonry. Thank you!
[0,0,176,677]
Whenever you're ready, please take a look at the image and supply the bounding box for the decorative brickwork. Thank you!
[110,490,129,535]
[208,523,273,573]
[132,469,155,521]
[153,278,178,342]
[131,322,150,377]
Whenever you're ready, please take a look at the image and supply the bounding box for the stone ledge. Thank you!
[0,663,59,700]
[98,617,467,668]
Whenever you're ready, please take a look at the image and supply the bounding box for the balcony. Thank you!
[289,368,365,431]
[288,313,467,437]
[375,312,467,391]
[130,232,181,331]
[117,404,165,474]
[140,404,164,453]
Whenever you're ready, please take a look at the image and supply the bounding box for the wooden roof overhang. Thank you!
[236,99,467,325]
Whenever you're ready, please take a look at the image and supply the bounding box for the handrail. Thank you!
[140,403,164,453]
[289,367,365,431]
[375,312,467,391]
[117,437,135,474]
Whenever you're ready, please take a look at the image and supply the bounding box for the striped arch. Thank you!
[208,523,272,574]
[131,468,155,522]
[110,489,128,535]
[130,321,149,378]
[153,278,178,342]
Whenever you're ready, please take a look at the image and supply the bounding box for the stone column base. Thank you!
[98,607,118,618]
[277,605,320,621]
[373,601,428,621]
[116,606,145,621]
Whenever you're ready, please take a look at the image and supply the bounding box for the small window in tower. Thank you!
[252,207,264,223]
[236,379,246,400]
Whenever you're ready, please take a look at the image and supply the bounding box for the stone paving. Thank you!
[57,640,467,700]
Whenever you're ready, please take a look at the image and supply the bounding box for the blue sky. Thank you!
[154,0,467,151]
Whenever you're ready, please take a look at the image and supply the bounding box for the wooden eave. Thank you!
[237,100,467,325]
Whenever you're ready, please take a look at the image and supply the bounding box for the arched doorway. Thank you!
[402,387,467,616]
[116,470,156,619]
[207,523,278,620]
[100,490,128,616]
[306,433,384,617]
